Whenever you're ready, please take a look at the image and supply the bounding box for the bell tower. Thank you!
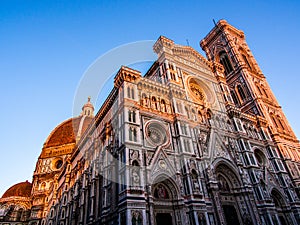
[201,19,300,189]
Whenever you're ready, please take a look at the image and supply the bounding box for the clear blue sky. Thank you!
[1,0,299,196]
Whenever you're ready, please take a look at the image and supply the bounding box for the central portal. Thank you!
[223,205,240,225]
[152,179,180,225]
[156,213,173,225]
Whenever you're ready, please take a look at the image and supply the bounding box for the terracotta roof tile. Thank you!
[2,181,32,198]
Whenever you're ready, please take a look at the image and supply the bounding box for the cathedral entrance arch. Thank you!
[213,163,251,225]
[271,189,289,225]
[151,177,180,225]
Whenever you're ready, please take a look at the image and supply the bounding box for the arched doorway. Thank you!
[214,163,251,225]
[271,189,289,225]
[152,177,180,225]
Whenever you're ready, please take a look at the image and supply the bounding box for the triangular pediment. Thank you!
[208,132,231,161]
[148,147,176,181]
[172,45,212,71]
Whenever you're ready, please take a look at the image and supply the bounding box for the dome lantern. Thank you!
[81,96,94,117]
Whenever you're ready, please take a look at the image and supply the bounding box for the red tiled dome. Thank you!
[43,116,93,148]
[2,181,32,198]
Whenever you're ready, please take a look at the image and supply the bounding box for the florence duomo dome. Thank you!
[0,98,94,224]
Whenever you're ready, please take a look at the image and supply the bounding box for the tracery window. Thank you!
[191,108,196,121]
[128,110,136,123]
[219,51,233,75]
[129,127,137,142]
[230,90,240,105]
[262,87,269,98]
[271,114,280,129]
[256,84,263,96]
[183,139,191,152]
[151,96,158,110]
[177,102,183,113]
[170,72,176,80]
[127,86,135,99]
[277,117,286,130]
[41,182,46,190]
[161,99,167,112]
[180,123,188,135]
[242,54,252,70]
[237,84,247,101]
[185,106,190,119]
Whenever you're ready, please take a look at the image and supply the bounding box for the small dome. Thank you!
[43,116,93,149]
[2,181,32,198]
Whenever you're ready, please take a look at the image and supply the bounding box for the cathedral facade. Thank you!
[1,20,300,225]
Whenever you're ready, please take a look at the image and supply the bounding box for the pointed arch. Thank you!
[236,84,247,102]
[213,159,242,189]
[219,51,233,75]
[271,188,288,209]
[238,47,253,71]
[152,175,180,200]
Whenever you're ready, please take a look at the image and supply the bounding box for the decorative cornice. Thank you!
[114,66,141,88]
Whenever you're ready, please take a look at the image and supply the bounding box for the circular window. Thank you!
[186,76,215,105]
[145,121,169,147]
[189,83,206,102]
[254,150,266,166]
[54,159,63,169]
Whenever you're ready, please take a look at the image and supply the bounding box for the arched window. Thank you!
[127,87,135,99]
[271,114,279,128]
[50,209,54,218]
[41,182,46,190]
[191,108,196,121]
[254,149,267,167]
[262,87,269,98]
[256,84,263,96]
[161,99,167,112]
[227,120,233,131]
[132,160,139,167]
[177,102,182,113]
[17,208,23,221]
[128,110,136,123]
[185,106,190,119]
[237,85,246,101]
[242,54,252,70]
[142,93,149,107]
[277,116,286,130]
[215,116,220,128]
[152,97,158,110]
[231,90,240,105]
[131,88,135,99]
[170,72,176,80]
[129,127,137,142]
[219,51,233,75]
[129,127,133,141]
[127,87,131,98]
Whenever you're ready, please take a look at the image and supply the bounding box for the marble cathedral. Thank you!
[1,20,300,225]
